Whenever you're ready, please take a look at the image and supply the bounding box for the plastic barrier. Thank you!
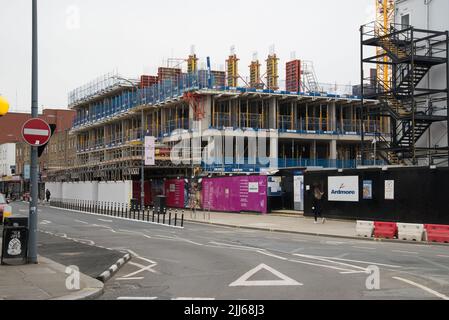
[374,222,398,239]
[356,221,374,238]
[425,224,449,244]
[397,223,424,242]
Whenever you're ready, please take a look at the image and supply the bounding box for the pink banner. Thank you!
[201,176,267,214]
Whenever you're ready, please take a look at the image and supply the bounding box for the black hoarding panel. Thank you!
[304,167,449,224]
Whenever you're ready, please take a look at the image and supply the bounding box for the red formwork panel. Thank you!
[286,60,301,92]
[374,222,398,239]
[425,224,449,243]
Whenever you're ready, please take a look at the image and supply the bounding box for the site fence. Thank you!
[50,198,184,228]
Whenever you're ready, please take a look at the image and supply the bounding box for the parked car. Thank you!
[0,193,10,223]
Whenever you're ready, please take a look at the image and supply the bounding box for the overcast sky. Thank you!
[0,0,375,111]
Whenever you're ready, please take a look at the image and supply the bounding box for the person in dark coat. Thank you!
[312,184,326,224]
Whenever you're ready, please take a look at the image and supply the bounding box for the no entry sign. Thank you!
[22,118,52,146]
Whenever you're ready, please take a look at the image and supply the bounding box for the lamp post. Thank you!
[113,76,146,210]
[0,96,10,117]
[29,0,39,264]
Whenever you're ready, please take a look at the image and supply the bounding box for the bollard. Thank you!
[137,206,140,221]
[168,210,172,226]
[174,212,178,227]
[181,213,184,228]
[163,210,166,224]
[147,206,150,222]
[157,210,160,224]
[152,208,155,222]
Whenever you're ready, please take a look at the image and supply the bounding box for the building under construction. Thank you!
[45,49,388,184]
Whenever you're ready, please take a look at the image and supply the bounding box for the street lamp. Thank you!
[113,76,146,210]
[0,95,10,116]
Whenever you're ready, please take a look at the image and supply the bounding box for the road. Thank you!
[12,202,449,300]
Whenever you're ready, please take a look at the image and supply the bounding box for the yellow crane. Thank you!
[375,0,395,90]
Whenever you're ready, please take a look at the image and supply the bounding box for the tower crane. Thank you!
[375,0,395,90]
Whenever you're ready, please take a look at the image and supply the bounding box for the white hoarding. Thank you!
[328,176,359,202]
[144,136,155,166]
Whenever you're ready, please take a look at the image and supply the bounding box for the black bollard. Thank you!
[181,213,184,227]
[168,209,172,226]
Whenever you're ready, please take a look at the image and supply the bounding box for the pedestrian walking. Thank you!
[312,184,326,224]
[45,189,51,203]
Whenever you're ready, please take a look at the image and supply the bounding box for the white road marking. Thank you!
[352,246,376,250]
[229,264,303,287]
[392,250,419,255]
[75,220,89,224]
[39,220,52,225]
[393,277,449,300]
[324,240,347,245]
[289,258,358,273]
[257,250,288,261]
[172,298,216,300]
[293,254,368,272]
[117,297,158,300]
[293,254,402,269]
[98,219,113,223]
[116,277,145,281]
[437,255,449,258]
[209,241,260,251]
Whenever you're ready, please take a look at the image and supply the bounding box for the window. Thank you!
[401,14,410,29]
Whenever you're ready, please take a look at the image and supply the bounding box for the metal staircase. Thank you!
[361,22,448,165]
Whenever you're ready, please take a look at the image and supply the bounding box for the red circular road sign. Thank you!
[22,118,52,146]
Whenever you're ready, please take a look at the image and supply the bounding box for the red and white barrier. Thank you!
[374,222,398,239]
[425,225,449,244]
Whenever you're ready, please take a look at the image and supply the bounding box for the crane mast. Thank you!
[375,0,395,90]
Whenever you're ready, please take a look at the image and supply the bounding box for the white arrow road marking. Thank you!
[393,277,449,300]
[229,264,303,287]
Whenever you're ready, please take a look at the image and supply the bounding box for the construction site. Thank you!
[42,0,448,212]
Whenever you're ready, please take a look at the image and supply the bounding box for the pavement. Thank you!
[0,212,131,300]
[184,210,369,238]
[9,201,449,300]
[0,238,104,300]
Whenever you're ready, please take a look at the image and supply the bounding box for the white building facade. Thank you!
[395,0,449,162]
[0,143,16,177]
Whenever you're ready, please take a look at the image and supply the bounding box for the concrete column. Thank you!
[328,101,336,131]
[201,95,212,131]
[311,140,317,160]
[329,140,337,160]
[269,97,277,129]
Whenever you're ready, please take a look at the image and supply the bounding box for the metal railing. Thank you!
[50,199,184,228]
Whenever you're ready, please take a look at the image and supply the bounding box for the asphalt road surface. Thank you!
[12,202,449,300]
